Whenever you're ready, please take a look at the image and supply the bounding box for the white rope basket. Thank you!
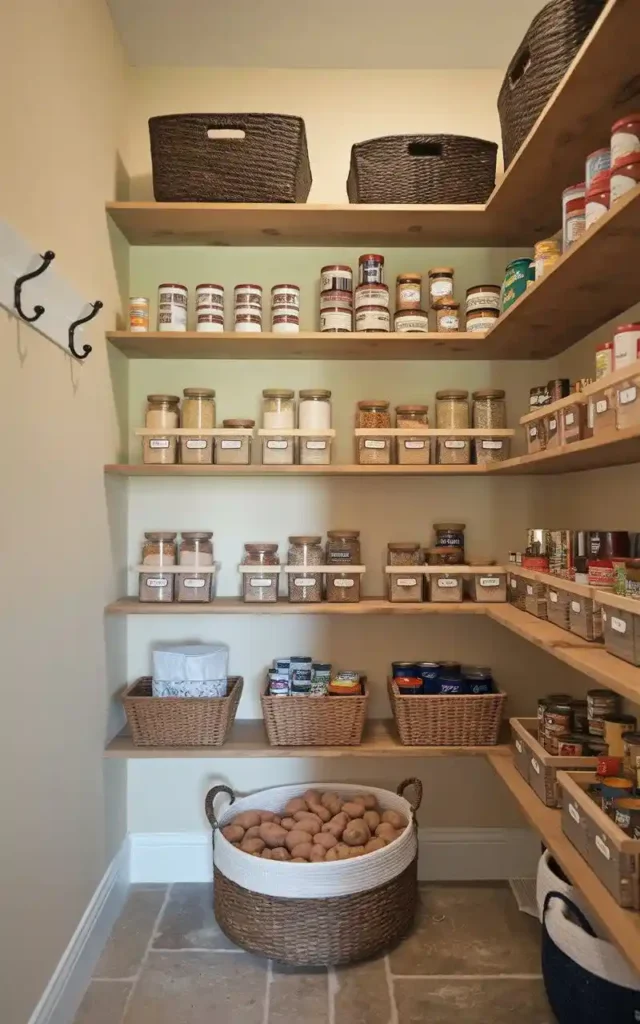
[209,781,420,899]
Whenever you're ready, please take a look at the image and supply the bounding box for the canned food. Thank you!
[234,284,262,308]
[597,756,623,778]
[158,282,188,331]
[395,676,423,695]
[544,704,572,736]
[320,265,353,294]
[613,797,640,838]
[392,661,418,678]
[416,662,440,694]
[600,776,633,814]
[604,714,637,756]
[129,296,149,332]
[588,688,621,735]
[623,731,640,776]
[462,666,493,695]
[570,700,589,734]
[320,307,352,333]
[320,289,353,311]
[271,284,300,310]
[196,308,225,332]
[557,737,586,756]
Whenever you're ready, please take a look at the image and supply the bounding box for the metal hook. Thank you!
[68,301,103,360]
[14,250,56,323]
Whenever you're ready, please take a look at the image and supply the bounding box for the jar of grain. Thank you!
[180,387,216,465]
[215,419,254,465]
[435,390,469,429]
[143,394,180,465]
[387,542,424,603]
[262,389,295,429]
[299,390,331,431]
[177,532,214,603]
[436,438,471,465]
[241,542,280,604]
[357,399,391,428]
[472,389,506,429]
[396,404,428,427]
[287,535,323,603]
[139,531,177,603]
[396,274,422,310]
[435,300,460,333]
[428,267,454,308]
[261,436,295,465]
[428,572,463,603]
[395,404,430,465]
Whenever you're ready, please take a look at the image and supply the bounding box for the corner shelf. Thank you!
[105,463,490,477]
[106,597,489,616]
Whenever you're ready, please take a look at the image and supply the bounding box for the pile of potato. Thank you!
[221,789,408,863]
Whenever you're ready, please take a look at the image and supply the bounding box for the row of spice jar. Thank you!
[131,282,303,334]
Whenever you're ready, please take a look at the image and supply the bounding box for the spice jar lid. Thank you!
[196,282,224,290]
[263,389,295,399]
[435,299,460,310]
[158,282,187,289]
[397,273,422,282]
[181,531,213,539]
[612,153,640,170]
[358,399,390,409]
[472,389,505,399]
[289,535,322,544]
[395,404,429,413]
[359,253,384,261]
[223,418,255,428]
[147,393,180,403]
[429,267,454,276]
[235,283,262,290]
[299,389,332,399]
[183,387,216,398]
[321,264,352,272]
[434,522,466,530]
[466,284,500,293]
[245,542,279,552]
[435,390,469,400]
[388,541,421,551]
[144,531,178,540]
[327,530,360,539]
[271,283,299,290]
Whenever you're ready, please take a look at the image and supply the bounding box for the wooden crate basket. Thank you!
[121,676,243,747]
[558,770,640,909]
[388,679,505,746]
[261,685,368,746]
[511,717,598,807]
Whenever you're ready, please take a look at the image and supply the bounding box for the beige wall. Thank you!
[0,2,128,1021]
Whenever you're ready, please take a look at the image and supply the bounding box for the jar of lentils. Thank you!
[387,542,424,603]
[356,399,392,465]
[241,542,280,603]
[143,394,180,465]
[177,531,214,602]
[435,390,470,429]
[287,535,323,603]
[139,531,177,603]
[180,387,216,465]
[472,389,506,429]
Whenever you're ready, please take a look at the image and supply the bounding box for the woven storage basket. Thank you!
[121,676,242,747]
[261,685,368,746]
[388,678,506,746]
[206,779,422,965]
[347,134,497,204]
[498,0,606,168]
[149,113,312,203]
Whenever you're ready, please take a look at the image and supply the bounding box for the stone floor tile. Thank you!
[394,978,554,1023]
[122,951,267,1024]
[153,883,239,950]
[333,956,392,1024]
[269,964,328,1024]
[94,889,167,979]
[73,981,132,1024]
[389,883,541,976]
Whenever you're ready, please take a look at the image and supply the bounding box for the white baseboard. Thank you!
[28,840,130,1024]
[129,828,539,884]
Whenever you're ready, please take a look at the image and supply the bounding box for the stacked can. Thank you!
[158,283,188,332]
[354,254,389,333]
[195,283,224,333]
[319,264,353,332]
[234,283,262,333]
[271,283,300,334]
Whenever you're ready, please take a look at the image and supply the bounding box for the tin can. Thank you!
[196,308,225,333]
[544,704,572,737]
[355,284,389,309]
[562,182,585,251]
[234,284,262,309]
[585,148,611,189]
[392,661,417,678]
[588,688,621,736]
[570,699,589,734]
[613,797,640,838]
[604,714,638,756]
[311,662,331,696]
[623,731,640,776]
[129,297,149,332]
[395,676,423,695]
[268,671,289,696]
[501,258,533,312]
[416,662,440,694]
[437,673,466,695]
[597,755,623,778]
[274,659,291,675]
[320,289,353,311]
[271,283,300,310]
[462,666,493,695]
[537,697,550,727]
[358,254,384,285]
[557,736,586,756]
[547,379,570,403]
[157,283,188,331]
[600,776,633,814]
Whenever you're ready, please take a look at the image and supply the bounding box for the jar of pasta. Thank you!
[472,389,506,429]
[139,531,177,602]
[177,532,214,603]
[435,390,470,429]
[180,387,216,465]
[143,394,180,465]
[241,542,280,603]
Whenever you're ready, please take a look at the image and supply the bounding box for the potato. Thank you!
[306,802,331,823]
[313,832,338,850]
[302,789,322,806]
[271,847,291,861]
[222,825,245,843]
[363,810,381,832]
[244,825,261,840]
[375,823,400,843]
[325,847,339,862]
[258,823,289,849]
[322,812,349,837]
[334,843,351,860]
[285,829,314,852]
[291,842,313,860]
[361,794,379,811]
[309,845,326,862]
[231,811,262,830]
[280,817,297,831]
[365,837,386,853]
[343,819,371,847]
[261,848,273,859]
[284,797,308,816]
[240,837,265,855]
[342,801,366,819]
[292,813,321,835]
[347,845,366,858]
[381,810,408,830]
[291,857,308,863]
[259,811,280,824]
[320,792,342,816]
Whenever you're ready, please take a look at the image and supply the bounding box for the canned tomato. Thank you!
[358,253,384,285]
[129,296,149,332]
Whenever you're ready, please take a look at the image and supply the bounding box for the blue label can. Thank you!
[437,669,467,695]
[392,661,418,679]
[462,666,494,695]
[416,662,440,694]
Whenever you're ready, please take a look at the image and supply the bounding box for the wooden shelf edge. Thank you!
[103,464,490,477]
[488,753,640,976]
[491,423,640,475]
[105,597,491,615]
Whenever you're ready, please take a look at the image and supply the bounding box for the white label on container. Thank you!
[571,601,581,613]
[515,739,523,753]
[549,418,557,431]
[439,315,459,330]
[220,440,242,449]
[431,280,452,298]
[395,316,429,332]
[320,271,351,292]
[568,803,580,824]
[149,438,170,449]
[511,579,517,589]
[480,577,500,587]
[612,131,640,164]
[529,427,537,439]
[356,310,390,330]
[467,316,498,332]
[333,579,355,588]
[596,399,608,414]
[267,440,288,450]
[585,199,608,229]
[482,441,502,450]
[565,412,575,426]
[595,835,611,860]
[549,591,558,603]
[526,585,534,596]
[531,757,540,775]
[611,172,636,203]
[466,292,500,313]
[320,310,351,331]
[186,439,207,449]
[365,439,386,449]
[146,577,168,587]
[445,440,465,449]
[183,578,206,589]
[397,578,418,587]
[619,386,637,405]
[305,440,327,450]
[404,440,425,450]
[437,578,458,588]
[250,577,272,588]
[398,286,420,304]
[294,577,316,587]
[611,615,627,633]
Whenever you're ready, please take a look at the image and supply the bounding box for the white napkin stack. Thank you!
[152,643,229,698]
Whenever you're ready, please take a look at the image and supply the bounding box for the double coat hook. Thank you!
[69,301,103,360]
[14,250,56,322]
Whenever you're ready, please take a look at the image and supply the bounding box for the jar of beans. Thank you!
[139,531,177,602]
[143,395,180,465]
[472,389,506,429]
[435,390,470,429]
[177,532,214,602]
[241,542,280,603]
[287,535,323,603]
[386,542,424,603]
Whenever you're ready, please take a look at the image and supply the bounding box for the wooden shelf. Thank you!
[104,463,489,477]
[493,424,640,475]
[105,717,512,759]
[489,754,640,976]
[106,597,489,616]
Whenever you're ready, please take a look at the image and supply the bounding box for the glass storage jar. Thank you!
[139,531,177,602]
[387,542,424,603]
[437,438,471,465]
[435,390,470,429]
[180,387,216,465]
[326,530,360,564]
[474,437,510,464]
[262,389,295,429]
[428,571,464,603]
[215,419,254,465]
[326,569,362,603]
[472,389,506,429]
[395,404,430,465]
[261,436,295,465]
[143,394,180,465]
[299,389,332,430]
[287,535,323,603]
[241,542,280,603]
[395,404,429,427]
[299,435,332,466]
[177,531,214,603]
[356,399,392,465]
[428,267,454,307]
[356,399,391,428]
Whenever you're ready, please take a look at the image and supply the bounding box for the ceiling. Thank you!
[108,0,549,69]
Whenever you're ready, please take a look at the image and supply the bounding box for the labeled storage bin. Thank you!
[142,394,179,465]
[149,113,312,203]
[261,434,295,465]
[601,601,640,665]
[215,422,254,465]
[569,594,602,641]
[138,531,177,603]
[615,373,640,430]
[427,570,463,603]
[558,770,640,909]
[523,578,548,618]
[386,567,424,603]
[396,436,431,465]
[180,388,216,465]
[261,684,369,746]
[177,532,214,603]
[468,569,508,603]
[588,383,617,438]
[347,134,497,204]
[546,584,571,630]
[356,435,392,465]
[509,572,526,610]
[122,676,243,747]
[388,678,506,746]
[325,566,366,604]
[526,420,546,454]
[299,435,333,466]
[562,400,585,443]
[436,437,470,465]
[544,411,563,450]
[205,778,421,965]
[474,437,510,464]
[511,718,598,808]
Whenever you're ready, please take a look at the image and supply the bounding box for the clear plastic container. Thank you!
[472,389,506,429]
[326,570,361,603]
[326,526,362,602]
[437,438,470,464]
[357,436,392,465]
[262,389,295,429]
[143,395,180,465]
[261,436,295,465]
[387,542,424,603]
[180,388,216,465]
[139,531,177,602]
[242,542,280,603]
[435,390,470,429]
[299,436,332,465]
[177,531,214,603]
[299,389,332,430]
[395,405,430,465]
[287,535,323,603]
[474,437,510,464]
[428,572,463,603]
[215,419,254,465]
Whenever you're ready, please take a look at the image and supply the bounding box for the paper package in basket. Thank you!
[152,643,229,698]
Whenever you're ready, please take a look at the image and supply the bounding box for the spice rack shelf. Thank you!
[494,422,640,475]
[105,717,512,759]
[488,753,640,976]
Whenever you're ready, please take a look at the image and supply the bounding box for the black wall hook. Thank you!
[14,250,56,322]
[68,301,103,360]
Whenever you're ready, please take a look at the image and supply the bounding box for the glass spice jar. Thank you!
[396,273,422,310]
[435,300,460,332]
[215,419,254,465]
[139,531,177,603]
[287,535,323,603]
[472,389,506,429]
[180,387,216,465]
[177,531,214,603]
[241,542,280,604]
[356,400,391,428]
[435,390,470,429]
[428,267,454,308]
[143,394,180,465]
[395,404,428,427]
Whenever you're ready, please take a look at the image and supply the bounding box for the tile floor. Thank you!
[74,882,555,1023]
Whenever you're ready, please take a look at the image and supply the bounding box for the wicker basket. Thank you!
[497,0,606,168]
[121,676,242,747]
[149,113,312,203]
[261,685,368,746]
[206,779,422,965]
[347,134,498,204]
[388,678,506,746]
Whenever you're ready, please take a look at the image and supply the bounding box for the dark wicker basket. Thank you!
[121,676,242,747]
[149,113,312,203]
[497,0,606,168]
[347,134,498,204]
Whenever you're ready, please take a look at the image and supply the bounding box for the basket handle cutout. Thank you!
[205,784,235,831]
[407,142,442,159]
[207,128,246,140]
[508,47,531,89]
[397,777,423,813]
